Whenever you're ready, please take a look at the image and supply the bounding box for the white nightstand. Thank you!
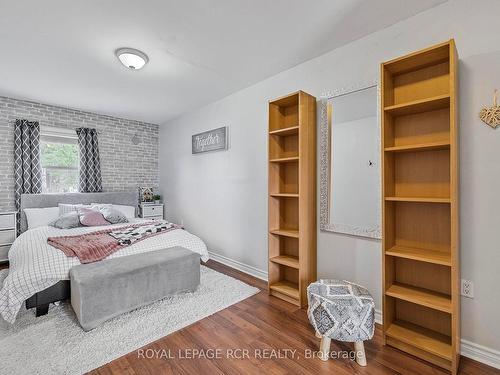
[0,211,17,263]
[139,204,164,220]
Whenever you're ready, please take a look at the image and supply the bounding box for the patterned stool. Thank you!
[307,279,375,366]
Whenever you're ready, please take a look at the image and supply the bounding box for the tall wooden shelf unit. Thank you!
[268,91,317,307]
[381,40,460,374]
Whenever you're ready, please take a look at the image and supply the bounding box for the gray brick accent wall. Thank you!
[0,96,159,211]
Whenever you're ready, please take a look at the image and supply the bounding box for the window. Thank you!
[40,126,79,193]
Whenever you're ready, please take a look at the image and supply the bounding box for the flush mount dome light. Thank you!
[115,48,149,70]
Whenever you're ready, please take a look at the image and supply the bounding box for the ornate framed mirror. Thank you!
[319,82,381,239]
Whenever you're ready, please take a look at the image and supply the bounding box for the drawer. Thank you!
[142,205,163,217]
[0,229,15,245]
[0,245,9,262]
[148,215,164,221]
[0,214,15,230]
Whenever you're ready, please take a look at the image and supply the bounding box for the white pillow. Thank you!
[90,203,111,211]
[113,205,136,218]
[91,203,136,219]
[59,203,91,215]
[24,207,60,229]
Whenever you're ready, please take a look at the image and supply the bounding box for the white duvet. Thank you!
[0,220,209,324]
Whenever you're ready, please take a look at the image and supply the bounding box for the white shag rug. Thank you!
[0,266,259,375]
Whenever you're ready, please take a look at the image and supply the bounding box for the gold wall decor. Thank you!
[479,89,500,128]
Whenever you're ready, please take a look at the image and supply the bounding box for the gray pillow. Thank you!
[99,206,128,224]
[50,212,81,229]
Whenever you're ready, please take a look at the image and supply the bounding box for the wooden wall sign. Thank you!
[192,126,228,154]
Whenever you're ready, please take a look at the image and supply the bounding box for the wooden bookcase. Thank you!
[381,40,460,374]
[268,91,317,307]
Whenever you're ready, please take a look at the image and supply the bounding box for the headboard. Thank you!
[20,191,138,233]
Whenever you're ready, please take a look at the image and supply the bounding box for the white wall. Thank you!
[159,0,500,355]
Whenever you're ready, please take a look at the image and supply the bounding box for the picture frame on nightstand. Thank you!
[139,187,155,203]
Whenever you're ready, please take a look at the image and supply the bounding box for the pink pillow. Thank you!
[78,208,111,227]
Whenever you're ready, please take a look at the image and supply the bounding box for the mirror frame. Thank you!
[319,80,382,239]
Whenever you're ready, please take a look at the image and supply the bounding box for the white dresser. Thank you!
[139,204,164,220]
[0,212,17,263]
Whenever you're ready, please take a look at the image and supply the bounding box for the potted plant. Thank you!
[153,194,161,204]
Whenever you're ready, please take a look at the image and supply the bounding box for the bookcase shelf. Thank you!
[385,321,452,361]
[385,196,450,203]
[384,94,450,116]
[384,149,450,199]
[268,91,316,307]
[269,229,299,238]
[270,193,299,198]
[381,40,459,374]
[270,255,299,269]
[384,141,450,153]
[269,156,299,163]
[269,125,299,136]
[386,283,451,313]
[385,245,451,266]
[269,281,300,300]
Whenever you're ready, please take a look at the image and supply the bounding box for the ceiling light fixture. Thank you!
[115,48,149,70]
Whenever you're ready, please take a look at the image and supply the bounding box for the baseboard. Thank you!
[208,252,500,369]
[460,339,500,369]
[376,310,500,369]
[208,251,268,281]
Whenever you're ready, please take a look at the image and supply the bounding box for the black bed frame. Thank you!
[25,281,70,317]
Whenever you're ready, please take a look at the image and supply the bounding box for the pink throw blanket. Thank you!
[47,222,181,264]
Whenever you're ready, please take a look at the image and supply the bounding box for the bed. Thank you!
[0,192,209,324]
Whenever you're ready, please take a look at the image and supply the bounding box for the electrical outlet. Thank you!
[461,279,474,298]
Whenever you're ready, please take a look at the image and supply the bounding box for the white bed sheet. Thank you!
[0,220,209,323]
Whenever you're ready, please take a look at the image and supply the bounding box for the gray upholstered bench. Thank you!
[70,247,200,331]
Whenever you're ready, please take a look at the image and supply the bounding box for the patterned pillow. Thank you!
[50,212,81,229]
[77,208,110,227]
[98,206,128,224]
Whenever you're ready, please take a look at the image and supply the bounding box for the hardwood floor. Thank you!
[87,260,499,375]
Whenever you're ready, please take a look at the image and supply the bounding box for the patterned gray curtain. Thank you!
[14,119,42,229]
[76,128,102,192]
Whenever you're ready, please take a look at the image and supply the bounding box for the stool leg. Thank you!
[354,341,367,366]
[319,336,331,361]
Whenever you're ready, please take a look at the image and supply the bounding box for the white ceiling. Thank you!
[0,0,446,124]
